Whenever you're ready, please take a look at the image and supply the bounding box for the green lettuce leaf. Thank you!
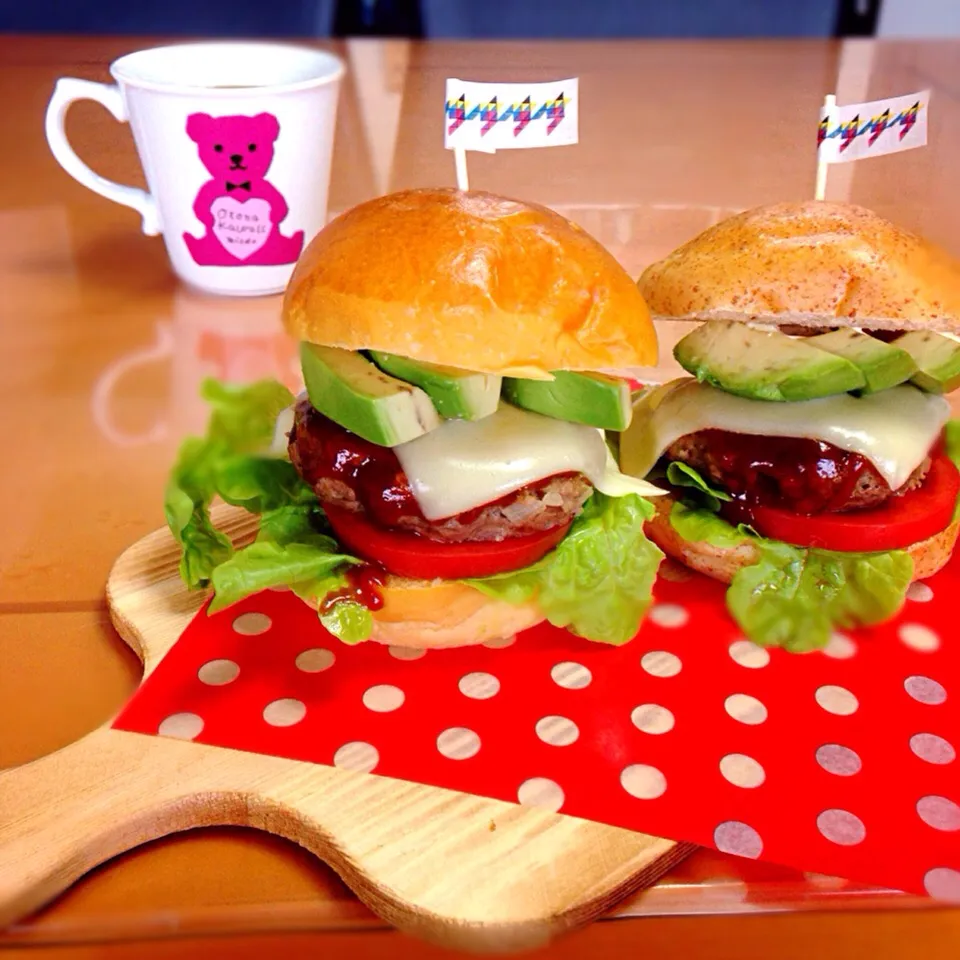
[467,492,664,645]
[164,379,296,588]
[319,601,374,645]
[666,480,913,653]
[669,501,754,549]
[666,461,732,512]
[727,541,914,652]
[201,378,296,451]
[209,539,357,614]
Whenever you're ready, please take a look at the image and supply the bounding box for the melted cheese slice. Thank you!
[620,379,951,492]
[394,403,664,521]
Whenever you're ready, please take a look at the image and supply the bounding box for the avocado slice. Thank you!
[300,343,440,446]
[673,320,866,401]
[502,370,633,430]
[808,328,918,393]
[896,331,960,394]
[368,351,501,421]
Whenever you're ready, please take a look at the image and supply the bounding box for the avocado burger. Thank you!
[166,188,665,649]
[620,200,960,652]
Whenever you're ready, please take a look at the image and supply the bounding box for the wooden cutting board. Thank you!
[0,507,693,953]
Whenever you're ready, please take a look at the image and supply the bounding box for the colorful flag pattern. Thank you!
[818,90,929,164]
[444,78,579,153]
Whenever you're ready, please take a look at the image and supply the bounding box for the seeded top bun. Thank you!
[638,201,960,333]
[283,187,658,378]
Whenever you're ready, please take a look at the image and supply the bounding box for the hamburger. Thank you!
[620,201,960,652]
[165,187,665,649]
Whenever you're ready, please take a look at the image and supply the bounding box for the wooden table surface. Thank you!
[3,32,960,959]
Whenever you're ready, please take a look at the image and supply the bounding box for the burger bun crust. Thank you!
[310,576,543,649]
[638,200,960,333]
[283,187,657,378]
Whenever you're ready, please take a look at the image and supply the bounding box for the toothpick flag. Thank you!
[444,78,579,189]
[815,89,930,199]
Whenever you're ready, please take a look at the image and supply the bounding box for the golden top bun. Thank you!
[639,201,960,333]
[283,187,657,377]
[306,576,543,649]
[646,494,959,584]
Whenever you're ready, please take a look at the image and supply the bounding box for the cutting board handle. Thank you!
[0,726,224,927]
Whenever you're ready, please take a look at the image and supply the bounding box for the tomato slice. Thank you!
[722,453,960,552]
[323,505,571,580]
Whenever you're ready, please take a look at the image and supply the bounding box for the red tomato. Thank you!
[323,505,571,580]
[728,453,960,552]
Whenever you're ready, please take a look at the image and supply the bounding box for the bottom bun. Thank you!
[646,495,960,585]
[311,576,543,649]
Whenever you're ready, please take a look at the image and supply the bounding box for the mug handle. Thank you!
[91,322,175,447]
[45,78,161,236]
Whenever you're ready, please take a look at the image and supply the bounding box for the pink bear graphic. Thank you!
[182,112,304,267]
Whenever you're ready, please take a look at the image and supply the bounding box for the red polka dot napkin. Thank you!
[113,562,960,901]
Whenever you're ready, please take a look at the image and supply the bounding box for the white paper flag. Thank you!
[818,90,929,164]
[444,78,579,154]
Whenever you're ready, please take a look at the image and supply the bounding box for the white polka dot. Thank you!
[815,744,862,776]
[388,645,426,661]
[817,809,866,846]
[719,753,766,788]
[815,685,859,716]
[631,703,675,734]
[713,821,763,859]
[197,658,239,685]
[517,777,565,812]
[458,672,500,700]
[728,640,770,669]
[899,623,940,652]
[620,764,667,799]
[917,796,960,831]
[649,603,689,628]
[905,675,947,705]
[362,684,405,713]
[158,712,204,740]
[924,867,960,901]
[907,582,934,603]
[823,632,857,659]
[535,715,579,746]
[724,693,768,725]
[333,741,379,772]
[641,650,682,678]
[483,635,516,649]
[295,648,335,672]
[232,612,272,635]
[550,661,592,689]
[910,732,956,765]
[262,698,306,727]
[437,727,481,760]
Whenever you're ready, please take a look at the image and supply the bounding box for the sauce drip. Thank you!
[320,562,386,613]
[690,429,872,516]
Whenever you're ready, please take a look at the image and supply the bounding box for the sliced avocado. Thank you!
[367,351,501,420]
[300,344,440,446]
[895,331,960,394]
[673,320,866,401]
[502,370,632,430]
[808,328,918,393]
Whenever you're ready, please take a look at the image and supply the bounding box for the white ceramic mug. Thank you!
[45,42,344,296]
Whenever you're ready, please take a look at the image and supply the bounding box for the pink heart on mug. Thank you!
[211,196,272,261]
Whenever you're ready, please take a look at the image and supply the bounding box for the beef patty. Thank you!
[289,400,593,543]
[666,429,930,515]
